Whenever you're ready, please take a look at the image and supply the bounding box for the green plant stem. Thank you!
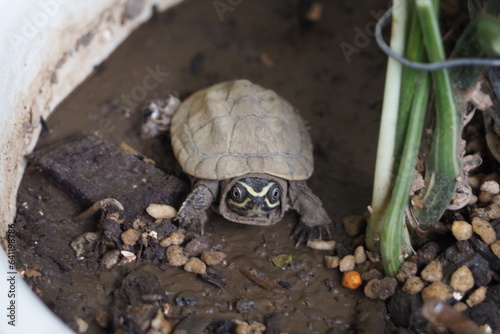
[366,0,408,252]
[380,7,429,276]
[414,0,460,229]
[393,8,426,167]
[381,71,429,275]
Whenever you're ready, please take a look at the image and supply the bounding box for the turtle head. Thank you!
[225,177,281,218]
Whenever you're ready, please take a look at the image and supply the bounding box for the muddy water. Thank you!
[17,0,393,333]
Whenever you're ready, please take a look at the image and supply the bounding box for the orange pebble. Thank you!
[342,270,363,290]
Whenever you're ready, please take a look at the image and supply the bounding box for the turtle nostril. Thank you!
[253,197,264,205]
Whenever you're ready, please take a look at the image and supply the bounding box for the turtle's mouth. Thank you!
[227,198,279,218]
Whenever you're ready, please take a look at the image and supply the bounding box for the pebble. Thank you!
[95,310,110,329]
[451,220,473,241]
[466,286,487,307]
[354,246,367,264]
[364,280,377,299]
[101,250,121,270]
[236,299,257,313]
[342,271,362,290]
[411,171,425,193]
[184,236,210,256]
[305,2,323,22]
[491,240,500,259]
[413,242,440,267]
[166,245,188,266]
[411,195,424,210]
[146,203,177,219]
[402,276,424,295]
[450,266,475,293]
[396,261,418,282]
[453,302,468,312]
[361,268,383,281]
[307,239,336,250]
[364,277,397,300]
[183,257,207,274]
[478,191,492,203]
[24,268,41,278]
[325,256,340,269]
[341,215,366,237]
[480,180,500,195]
[233,319,266,334]
[474,195,500,220]
[159,232,185,247]
[339,255,356,272]
[472,217,496,244]
[421,259,443,282]
[175,290,198,306]
[121,229,141,246]
[119,250,136,265]
[201,251,226,266]
[71,232,100,258]
[366,251,381,263]
[468,194,478,206]
[150,309,172,334]
[132,218,147,230]
[421,282,454,302]
[75,317,89,333]
[468,175,482,190]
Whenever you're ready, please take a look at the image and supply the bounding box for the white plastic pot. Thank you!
[0,1,182,332]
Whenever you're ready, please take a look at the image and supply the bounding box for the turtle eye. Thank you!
[230,184,246,203]
[268,185,280,203]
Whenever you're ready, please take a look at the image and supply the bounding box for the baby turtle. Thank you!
[171,80,332,245]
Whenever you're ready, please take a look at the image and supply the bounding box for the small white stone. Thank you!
[201,251,226,266]
[450,266,474,293]
[183,257,206,274]
[146,204,177,219]
[307,239,336,250]
[480,180,500,194]
[166,245,188,266]
[121,229,141,246]
[354,246,367,264]
[466,286,487,307]
[472,217,496,245]
[451,221,473,241]
[453,302,468,312]
[491,240,500,259]
[402,276,424,295]
[75,317,89,333]
[325,256,340,269]
[421,282,453,302]
[119,250,137,265]
[421,259,443,282]
[159,232,185,247]
[339,255,356,272]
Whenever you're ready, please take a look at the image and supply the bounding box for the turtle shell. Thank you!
[171,80,314,181]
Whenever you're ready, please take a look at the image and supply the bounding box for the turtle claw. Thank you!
[175,204,208,236]
[291,223,333,248]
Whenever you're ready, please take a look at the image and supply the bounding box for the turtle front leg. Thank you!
[288,181,332,246]
[177,179,219,235]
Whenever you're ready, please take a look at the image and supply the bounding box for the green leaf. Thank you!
[271,254,293,268]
